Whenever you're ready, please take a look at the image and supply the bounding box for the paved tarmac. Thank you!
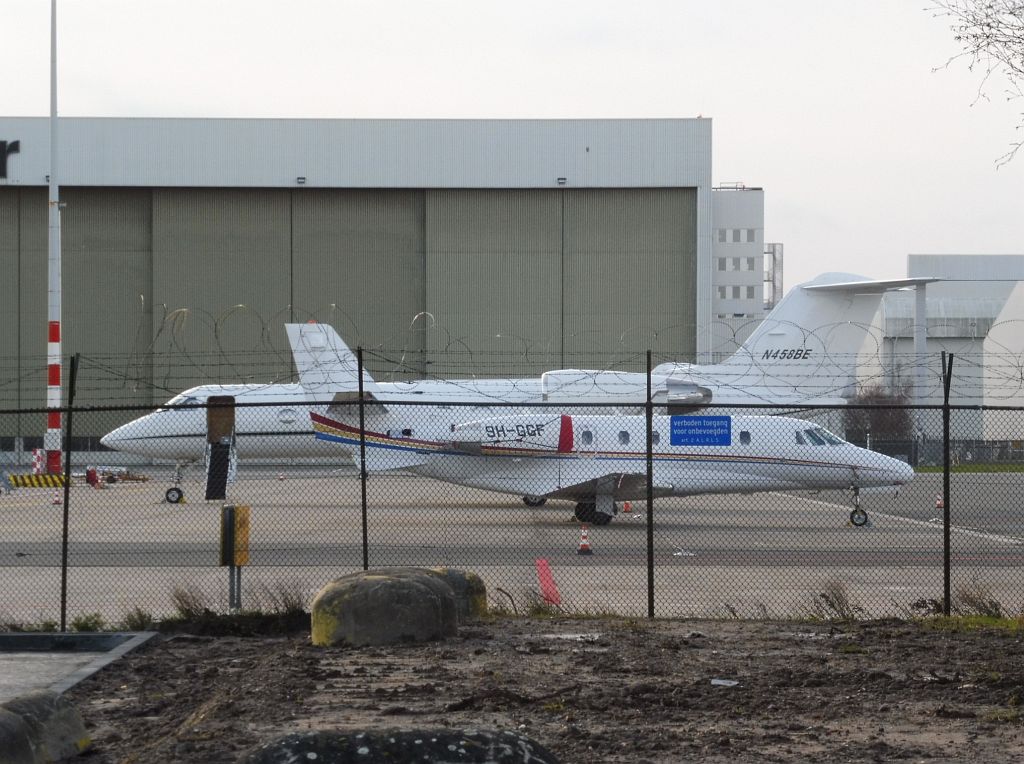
[2,467,1022,623]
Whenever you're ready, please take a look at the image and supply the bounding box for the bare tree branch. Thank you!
[931,1,1024,165]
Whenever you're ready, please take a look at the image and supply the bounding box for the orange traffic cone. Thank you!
[622,501,632,513]
[935,494,944,510]
[577,525,593,555]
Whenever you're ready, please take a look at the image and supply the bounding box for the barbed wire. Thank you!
[2,309,1024,404]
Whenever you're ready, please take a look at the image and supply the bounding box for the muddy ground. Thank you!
[67,616,1024,763]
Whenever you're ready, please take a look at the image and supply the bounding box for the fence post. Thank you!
[59,352,79,633]
[942,352,953,616]
[646,350,655,618]
[357,346,369,571]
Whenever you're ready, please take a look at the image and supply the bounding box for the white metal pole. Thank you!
[46,0,63,474]
[913,283,927,442]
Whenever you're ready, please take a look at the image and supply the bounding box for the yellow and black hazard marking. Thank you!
[7,474,67,488]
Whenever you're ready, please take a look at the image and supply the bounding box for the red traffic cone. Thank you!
[622,501,632,513]
[577,525,593,555]
[935,494,944,510]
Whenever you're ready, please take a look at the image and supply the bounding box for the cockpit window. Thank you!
[804,428,827,446]
[814,427,844,445]
[803,427,843,446]
[795,431,806,445]
[157,394,200,412]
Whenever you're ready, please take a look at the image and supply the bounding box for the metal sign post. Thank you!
[220,504,250,611]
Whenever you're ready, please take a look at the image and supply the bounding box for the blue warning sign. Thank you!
[670,415,731,446]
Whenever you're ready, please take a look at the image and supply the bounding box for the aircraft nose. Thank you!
[884,456,915,485]
[100,423,130,451]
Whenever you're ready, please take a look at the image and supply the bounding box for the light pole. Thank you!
[45,0,63,474]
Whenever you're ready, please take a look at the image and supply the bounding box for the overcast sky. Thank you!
[5,0,1023,289]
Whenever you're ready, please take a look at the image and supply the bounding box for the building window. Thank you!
[732,257,741,271]
[746,228,756,243]
[731,229,741,243]
[746,286,755,299]
[717,258,726,271]
[732,286,741,299]
[718,229,727,243]
[718,286,727,299]
[746,256,755,271]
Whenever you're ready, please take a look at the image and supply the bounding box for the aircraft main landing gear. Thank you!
[575,501,612,525]
[849,487,868,527]
[523,495,547,507]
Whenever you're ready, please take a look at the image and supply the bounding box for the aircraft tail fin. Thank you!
[285,323,380,399]
[655,273,937,401]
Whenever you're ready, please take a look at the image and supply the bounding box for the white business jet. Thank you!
[310,406,914,526]
[100,272,927,502]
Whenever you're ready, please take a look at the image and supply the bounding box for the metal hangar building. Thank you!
[0,118,713,421]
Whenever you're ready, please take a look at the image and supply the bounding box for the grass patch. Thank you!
[802,580,865,622]
[250,580,309,615]
[919,615,1024,633]
[69,612,107,632]
[119,606,155,631]
[916,463,1024,473]
[981,707,1022,723]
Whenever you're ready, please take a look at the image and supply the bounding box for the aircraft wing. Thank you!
[546,472,673,502]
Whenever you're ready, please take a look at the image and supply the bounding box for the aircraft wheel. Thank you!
[592,513,613,526]
[166,487,184,504]
[574,502,597,523]
[523,495,547,507]
[850,507,868,527]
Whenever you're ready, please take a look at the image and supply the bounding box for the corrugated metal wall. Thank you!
[1,185,698,439]
[426,190,563,377]
[292,190,426,380]
[151,189,291,391]
[563,188,697,369]
[0,189,25,423]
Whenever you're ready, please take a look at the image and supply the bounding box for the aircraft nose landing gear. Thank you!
[165,463,188,504]
[849,487,868,527]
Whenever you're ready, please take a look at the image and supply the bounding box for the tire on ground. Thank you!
[428,567,487,622]
[310,568,458,647]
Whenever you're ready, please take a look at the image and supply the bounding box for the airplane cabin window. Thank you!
[804,428,827,446]
[619,431,630,445]
[739,431,751,445]
[581,430,593,445]
[652,431,660,445]
[795,431,806,445]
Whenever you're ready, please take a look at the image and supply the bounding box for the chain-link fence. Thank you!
[3,390,1024,628]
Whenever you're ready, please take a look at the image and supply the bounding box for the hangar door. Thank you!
[426,188,696,376]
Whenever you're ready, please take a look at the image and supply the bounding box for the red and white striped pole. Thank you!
[45,0,62,475]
